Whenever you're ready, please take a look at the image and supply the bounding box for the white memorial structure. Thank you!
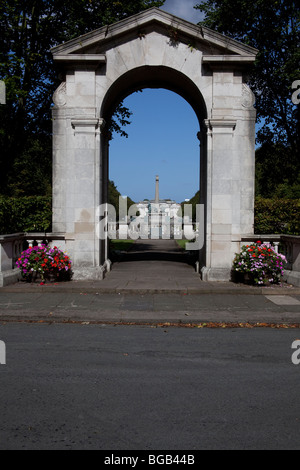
[135,175,182,239]
[51,8,257,281]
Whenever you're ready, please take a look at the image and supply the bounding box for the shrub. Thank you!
[0,196,52,234]
[254,198,300,235]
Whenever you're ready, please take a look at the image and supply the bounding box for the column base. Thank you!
[72,265,106,281]
[283,270,300,287]
[0,269,21,287]
[201,266,232,282]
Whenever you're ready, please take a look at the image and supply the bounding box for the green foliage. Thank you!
[176,239,188,250]
[7,136,52,197]
[110,239,134,252]
[274,181,300,199]
[108,180,135,219]
[196,0,300,222]
[195,0,299,155]
[0,0,165,195]
[180,190,200,221]
[255,143,300,198]
[0,196,52,234]
[254,198,300,235]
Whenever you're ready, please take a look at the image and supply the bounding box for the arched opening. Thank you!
[101,66,207,126]
[109,89,199,205]
[100,66,207,269]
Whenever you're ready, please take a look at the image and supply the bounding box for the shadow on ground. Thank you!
[111,239,198,266]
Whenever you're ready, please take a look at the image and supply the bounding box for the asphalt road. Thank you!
[0,322,300,450]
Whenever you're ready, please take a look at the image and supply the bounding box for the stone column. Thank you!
[201,118,238,281]
[66,117,106,279]
[52,82,68,235]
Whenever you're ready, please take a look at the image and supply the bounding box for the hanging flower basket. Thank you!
[232,241,287,286]
[16,245,72,283]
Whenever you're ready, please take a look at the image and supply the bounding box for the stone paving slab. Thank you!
[0,291,299,325]
[1,277,299,295]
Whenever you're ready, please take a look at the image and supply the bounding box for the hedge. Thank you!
[0,196,52,234]
[254,198,300,235]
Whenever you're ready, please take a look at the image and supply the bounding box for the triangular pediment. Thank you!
[51,7,258,65]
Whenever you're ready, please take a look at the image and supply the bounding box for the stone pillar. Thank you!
[100,126,111,270]
[197,126,207,269]
[52,83,68,235]
[201,118,238,281]
[52,89,107,279]
[68,116,105,280]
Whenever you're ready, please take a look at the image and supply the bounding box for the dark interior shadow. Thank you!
[110,240,198,266]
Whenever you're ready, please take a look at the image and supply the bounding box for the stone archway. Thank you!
[51,7,258,281]
[100,65,207,267]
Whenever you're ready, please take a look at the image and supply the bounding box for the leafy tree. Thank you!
[181,190,200,222]
[0,195,52,233]
[254,198,300,234]
[0,0,165,195]
[255,142,300,198]
[195,0,299,193]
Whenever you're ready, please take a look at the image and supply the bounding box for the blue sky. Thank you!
[109,89,200,203]
[109,0,205,204]
[160,0,205,23]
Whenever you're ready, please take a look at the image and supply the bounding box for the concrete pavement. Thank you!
[0,239,299,325]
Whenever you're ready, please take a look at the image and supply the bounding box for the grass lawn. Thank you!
[176,239,188,250]
[110,239,193,251]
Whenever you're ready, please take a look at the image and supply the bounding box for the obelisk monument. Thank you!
[155,175,159,204]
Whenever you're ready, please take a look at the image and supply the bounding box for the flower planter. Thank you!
[231,271,254,285]
[232,241,287,286]
[16,245,72,283]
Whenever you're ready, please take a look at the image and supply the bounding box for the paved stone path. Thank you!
[104,239,202,292]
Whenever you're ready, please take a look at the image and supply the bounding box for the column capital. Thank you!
[71,117,106,134]
[204,118,236,135]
